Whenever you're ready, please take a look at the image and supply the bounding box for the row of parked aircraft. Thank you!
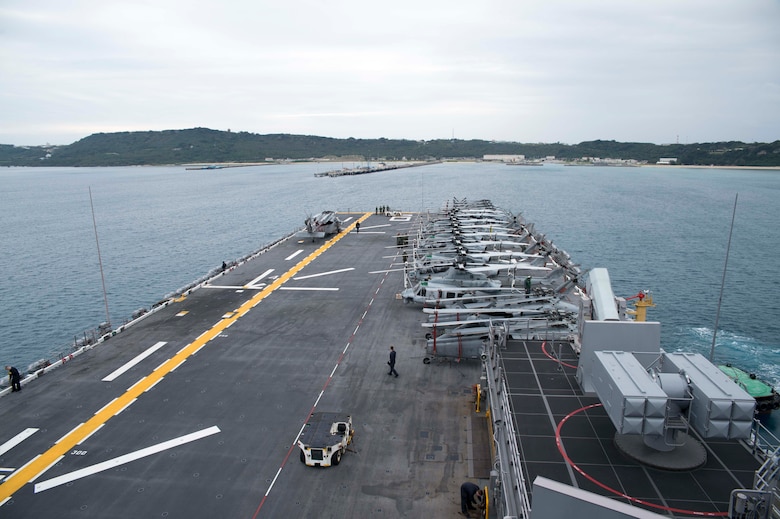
[396,199,585,362]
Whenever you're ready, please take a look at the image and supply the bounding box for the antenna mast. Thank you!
[709,193,738,362]
[90,187,111,329]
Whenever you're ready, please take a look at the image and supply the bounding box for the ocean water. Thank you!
[2,162,779,397]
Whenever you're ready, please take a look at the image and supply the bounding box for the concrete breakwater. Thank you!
[314,160,438,177]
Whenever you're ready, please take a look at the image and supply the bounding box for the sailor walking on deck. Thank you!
[387,346,398,377]
[6,365,21,392]
[355,221,360,233]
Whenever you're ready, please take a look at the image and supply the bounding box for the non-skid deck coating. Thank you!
[0,212,488,518]
[503,338,762,517]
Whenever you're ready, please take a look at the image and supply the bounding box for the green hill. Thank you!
[1,128,779,167]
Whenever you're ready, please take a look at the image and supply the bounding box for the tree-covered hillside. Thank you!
[1,128,779,167]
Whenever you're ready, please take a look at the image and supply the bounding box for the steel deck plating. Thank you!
[502,339,761,516]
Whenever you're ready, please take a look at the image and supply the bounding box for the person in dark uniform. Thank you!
[356,221,360,233]
[6,365,21,392]
[387,345,398,377]
[460,481,483,517]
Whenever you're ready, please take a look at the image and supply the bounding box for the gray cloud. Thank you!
[1,0,778,145]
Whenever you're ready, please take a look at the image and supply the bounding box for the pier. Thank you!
[314,161,437,177]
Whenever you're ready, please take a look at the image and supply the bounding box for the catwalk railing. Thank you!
[483,324,532,518]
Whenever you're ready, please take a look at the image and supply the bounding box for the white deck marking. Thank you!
[94,398,118,416]
[0,429,39,457]
[126,376,147,393]
[279,287,339,291]
[55,425,83,445]
[202,285,265,290]
[33,426,221,493]
[293,267,354,280]
[246,269,274,288]
[358,223,391,230]
[29,456,63,483]
[265,467,283,497]
[144,378,163,392]
[285,250,304,261]
[0,453,38,499]
[113,398,137,416]
[102,341,168,382]
[77,424,104,446]
[169,358,187,372]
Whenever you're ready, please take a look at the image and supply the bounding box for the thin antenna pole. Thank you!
[89,187,111,328]
[709,193,738,362]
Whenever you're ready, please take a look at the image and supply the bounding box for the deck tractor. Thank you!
[297,412,354,467]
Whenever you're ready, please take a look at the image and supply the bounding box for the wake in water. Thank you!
[668,325,780,389]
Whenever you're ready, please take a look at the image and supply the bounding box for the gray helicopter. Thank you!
[302,211,343,240]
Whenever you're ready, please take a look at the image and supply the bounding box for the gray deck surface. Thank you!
[0,212,488,518]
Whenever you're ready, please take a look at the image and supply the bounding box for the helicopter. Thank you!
[302,211,343,240]
[400,278,504,306]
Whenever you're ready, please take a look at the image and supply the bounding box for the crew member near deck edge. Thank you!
[6,365,21,392]
[388,345,398,377]
[460,481,483,517]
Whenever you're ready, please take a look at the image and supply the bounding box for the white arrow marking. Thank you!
[0,428,39,457]
[279,287,339,291]
[246,269,274,288]
[34,426,221,493]
[102,341,167,381]
[293,267,354,280]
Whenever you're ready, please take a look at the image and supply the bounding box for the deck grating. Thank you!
[503,338,763,516]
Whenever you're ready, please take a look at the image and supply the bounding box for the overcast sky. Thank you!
[1,0,778,146]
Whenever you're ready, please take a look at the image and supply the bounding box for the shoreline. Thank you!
[177,161,780,171]
[4,160,780,170]
[646,163,780,171]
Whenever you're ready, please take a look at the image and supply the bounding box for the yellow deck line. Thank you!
[0,213,370,501]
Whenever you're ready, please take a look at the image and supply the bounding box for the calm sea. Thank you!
[2,162,779,398]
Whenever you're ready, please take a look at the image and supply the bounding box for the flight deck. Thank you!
[0,211,489,518]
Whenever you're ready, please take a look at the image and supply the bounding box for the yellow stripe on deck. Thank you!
[0,213,370,502]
